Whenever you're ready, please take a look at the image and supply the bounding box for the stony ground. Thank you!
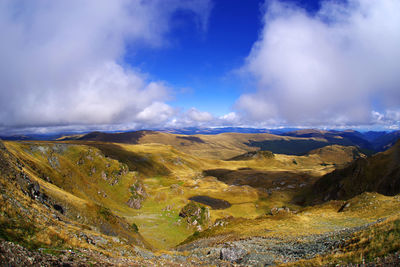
[0,239,188,266]
[1,217,399,266]
[176,219,389,266]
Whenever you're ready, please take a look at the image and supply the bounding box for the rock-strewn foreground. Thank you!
[1,220,400,266]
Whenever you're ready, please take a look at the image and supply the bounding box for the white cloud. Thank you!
[219,112,238,123]
[136,102,176,125]
[237,0,400,127]
[0,0,212,132]
[372,109,400,126]
[187,108,213,122]
[166,110,244,128]
[164,107,230,128]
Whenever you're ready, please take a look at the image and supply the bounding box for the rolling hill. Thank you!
[67,130,381,159]
[307,139,400,204]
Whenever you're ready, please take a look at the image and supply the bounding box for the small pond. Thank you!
[189,195,231,210]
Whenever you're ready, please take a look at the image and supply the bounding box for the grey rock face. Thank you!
[126,197,142,209]
[219,245,248,263]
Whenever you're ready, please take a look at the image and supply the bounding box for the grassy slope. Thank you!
[3,137,396,266]
[0,141,149,260]
[2,142,151,248]
[76,142,365,248]
[3,140,361,250]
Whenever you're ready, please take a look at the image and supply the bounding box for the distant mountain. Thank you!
[306,139,400,204]
[281,129,374,153]
[282,129,400,154]
[0,135,32,141]
[359,131,387,142]
[0,127,295,140]
[159,127,298,135]
[370,130,400,152]
[0,133,65,141]
[4,128,400,157]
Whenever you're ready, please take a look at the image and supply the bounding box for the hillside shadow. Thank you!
[82,142,170,177]
[245,139,329,155]
[203,168,316,190]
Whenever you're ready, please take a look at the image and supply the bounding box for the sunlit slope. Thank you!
[77,142,365,248]
[4,142,144,215]
[306,145,365,166]
[0,140,149,259]
[2,138,398,265]
[3,140,359,249]
[1,140,368,251]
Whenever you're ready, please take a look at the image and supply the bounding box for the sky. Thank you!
[0,0,399,134]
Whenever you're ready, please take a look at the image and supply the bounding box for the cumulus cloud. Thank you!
[237,0,400,127]
[136,102,176,125]
[219,112,239,123]
[372,109,400,129]
[187,108,213,122]
[163,108,243,129]
[0,0,212,132]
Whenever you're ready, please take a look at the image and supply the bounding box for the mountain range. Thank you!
[3,128,399,154]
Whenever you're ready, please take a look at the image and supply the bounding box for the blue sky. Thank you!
[128,0,326,116]
[128,0,266,116]
[0,0,399,134]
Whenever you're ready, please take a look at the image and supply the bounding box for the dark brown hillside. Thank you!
[306,139,400,204]
[77,130,151,143]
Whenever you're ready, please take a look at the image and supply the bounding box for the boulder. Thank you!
[126,181,147,209]
[270,206,291,215]
[338,202,351,212]
[220,245,248,263]
[127,197,142,209]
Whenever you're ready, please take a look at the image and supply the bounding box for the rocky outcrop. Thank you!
[269,206,293,215]
[126,181,147,209]
[126,198,142,209]
[179,201,210,229]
